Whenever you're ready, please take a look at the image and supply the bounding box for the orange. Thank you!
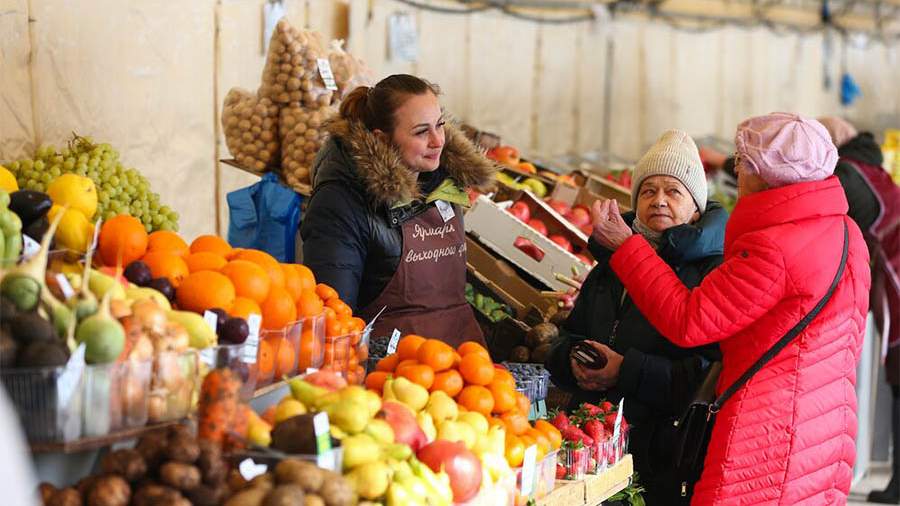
[294,264,316,292]
[326,298,352,318]
[416,339,455,372]
[394,359,419,376]
[190,235,232,257]
[233,249,284,288]
[459,353,495,385]
[315,283,339,301]
[141,251,189,288]
[357,343,369,361]
[297,328,321,370]
[281,264,304,302]
[488,417,506,430]
[185,251,227,273]
[296,290,325,318]
[230,297,262,320]
[505,434,525,467]
[325,315,346,338]
[146,230,189,258]
[349,317,366,332]
[431,369,464,397]
[501,411,530,436]
[376,354,400,372]
[257,339,275,378]
[273,338,297,378]
[458,341,490,358]
[457,385,494,416]
[397,335,426,361]
[260,286,297,331]
[398,364,435,389]
[515,391,531,416]
[492,369,516,390]
[527,428,551,455]
[453,352,462,368]
[221,260,270,304]
[534,420,562,450]
[99,214,148,267]
[489,381,517,414]
[175,270,236,313]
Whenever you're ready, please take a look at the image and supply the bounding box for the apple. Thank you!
[549,234,573,253]
[514,237,545,262]
[488,145,519,166]
[547,200,571,216]
[580,224,593,236]
[417,441,483,503]
[565,207,591,228]
[575,253,594,266]
[508,201,531,222]
[379,401,427,451]
[526,219,548,236]
[517,162,537,174]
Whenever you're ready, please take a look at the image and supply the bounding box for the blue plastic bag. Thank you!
[227,172,302,262]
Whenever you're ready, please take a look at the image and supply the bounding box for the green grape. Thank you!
[49,166,61,178]
[77,154,88,164]
[63,159,75,171]
[104,210,117,221]
[9,161,20,171]
[109,176,120,186]
[34,160,45,171]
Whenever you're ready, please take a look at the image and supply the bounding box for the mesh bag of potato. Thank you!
[260,20,334,108]
[328,40,375,99]
[222,88,280,173]
[279,104,335,191]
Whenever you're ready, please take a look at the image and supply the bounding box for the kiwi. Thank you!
[9,312,56,345]
[271,415,318,455]
[17,341,68,368]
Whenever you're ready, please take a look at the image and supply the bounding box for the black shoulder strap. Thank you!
[711,221,850,413]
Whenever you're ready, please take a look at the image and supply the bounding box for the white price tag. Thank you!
[435,200,456,223]
[203,310,219,333]
[316,58,339,91]
[55,274,75,301]
[242,314,262,363]
[613,398,625,442]
[305,367,319,374]
[387,329,401,354]
[520,445,538,496]
[22,235,40,260]
[239,458,268,481]
[58,343,86,406]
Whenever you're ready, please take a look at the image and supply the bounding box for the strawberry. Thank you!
[561,426,594,447]
[583,418,607,443]
[579,403,603,417]
[603,412,617,431]
[599,401,614,412]
[550,410,571,431]
[556,463,566,479]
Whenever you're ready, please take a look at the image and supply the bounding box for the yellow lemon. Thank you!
[0,166,19,193]
[48,205,95,253]
[47,173,97,219]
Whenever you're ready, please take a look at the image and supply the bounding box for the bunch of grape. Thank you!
[3,134,179,232]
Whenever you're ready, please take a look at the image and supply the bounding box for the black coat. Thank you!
[300,118,495,312]
[835,132,884,233]
[545,203,727,501]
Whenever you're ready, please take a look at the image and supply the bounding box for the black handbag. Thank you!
[671,222,849,498]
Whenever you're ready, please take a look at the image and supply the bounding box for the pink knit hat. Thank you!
[817,116,859,147]
[734,112,838,188]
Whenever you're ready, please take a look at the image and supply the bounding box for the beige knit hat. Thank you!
[631,130,708,213]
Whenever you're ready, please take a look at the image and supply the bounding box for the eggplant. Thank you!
[9,190,52,227]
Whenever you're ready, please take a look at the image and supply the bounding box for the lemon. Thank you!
[48,205,95,253]
[47,173,97,219]
[0,166,19,193]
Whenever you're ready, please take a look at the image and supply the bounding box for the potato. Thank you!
[187,483,229,506]
[101,449,147,482]
[260,20,333,108]
[132,485,189,506]
[47,488,82,506]
[318,479,355,506]
[279,104,334,189]
[39,482,57,503]
[86,475,130,506]
[166,433,201,463]
[225,487,269,506]
[249,473,275,492]
[223,88,280,172]
[264,484,306,506]
[198,440,228,485]
[75,476,101,498]
[274,460,324,492]
[304,496,325,506]
[160,462,202,491]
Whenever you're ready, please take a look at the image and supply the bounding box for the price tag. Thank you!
[242,314,262,363]
[239,458,268,481]
[387,329,401,354]
[203,310,219,333]
[435,200,455,223]
[314,412,332,457]
[55,274,75,301]
[613,398,625,442]
[305,367,318,374]
[58,343,86,406]
[316,58,339,91]
[520,445,538,496]
[22,235,40,260]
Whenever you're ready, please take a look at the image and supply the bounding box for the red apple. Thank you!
[575,253,594,266]
[566,207,591,228]
[527,219,548,236]
[517,162,537,174]
[549,234,573,253]
[378,401,427,451]
[417,441,483,503]
[547,200,571,216]
[514,237,545,262]
[580,224,594,236]
[508,201,531,222]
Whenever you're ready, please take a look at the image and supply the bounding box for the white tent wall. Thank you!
[1,0,898,240]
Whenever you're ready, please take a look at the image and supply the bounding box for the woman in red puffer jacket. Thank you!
[592,113,871,505]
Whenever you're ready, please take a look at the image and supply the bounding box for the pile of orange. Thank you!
[365,336,562,467]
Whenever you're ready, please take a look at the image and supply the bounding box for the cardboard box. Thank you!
[582,174,632,211]
[465,195,591,293]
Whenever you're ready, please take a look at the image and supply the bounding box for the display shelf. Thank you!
[220,159,312,196]
[535,454,633,506]
[29,421,179,455]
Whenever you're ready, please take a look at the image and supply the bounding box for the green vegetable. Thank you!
[0,207,63,311]
[75,292,125,364]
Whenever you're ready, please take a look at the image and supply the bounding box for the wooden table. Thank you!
[537,455,634,506]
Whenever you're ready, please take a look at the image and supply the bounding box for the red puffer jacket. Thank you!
[610,177,871,505]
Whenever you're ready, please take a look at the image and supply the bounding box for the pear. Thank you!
[426,391,458,424]
[341,433,381,470]
[363,390,382,418]
[248,418,272,447]
[339,385,369,404]
[473,424,506,458]
[391,377,429,412]
[409,458,453,506]
[288,377,328,406]
[386,482,421,506]
[325,399,370,434]
[312,391,342,411]
[437,420,476,449]
[382,377,398,402]
[348,461,392,500]
[458,411,489,435]
[364,419,395,445]
[416,411,437,443]
[274,398,307,423]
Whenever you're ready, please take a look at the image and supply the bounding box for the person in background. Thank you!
[546,130,727,504]
[593,113,871,505]
[0,388,39,505]
[818,116,900,504]
[300,75,496,346]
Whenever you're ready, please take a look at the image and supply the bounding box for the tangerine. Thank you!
[221,260,270,304]
[397,335,426,361]
[99,214,148,267]
[190,235,232,257]
[398,364,435,389]
[458,341,490,358]
[273,338,297,378]
[501,411,530,436]
[141,251,189,288]
[416,339,455,372]
[315,283,339,301]
[326,298,352,318]
[257,339,275,379]
[147,230,189,258]
[431,369,464,397]
[230,297,262,320]
[297,290,325,318]
[175,270,236,313]
[515,391,531,416]
[297,328,322,370]
[505,434,525,467]
[489,381,517,414]
[459,353,495,385]
[294,264,317,292]
[492,369,517,391]
[534,420,563,450]
[260,286,297,331]
[376,354,399,372]
[457,385,494,416]
[233,249,284,288]
[281,264,304,302]
[185,251,227,273]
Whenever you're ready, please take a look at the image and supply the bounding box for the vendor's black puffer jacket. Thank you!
[834,132,884,232]
[300,118,495,311]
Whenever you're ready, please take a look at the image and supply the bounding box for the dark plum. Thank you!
[219,317,249,344]
[124,261,153,287]
[146,277,175,302]
[208,308,228,333]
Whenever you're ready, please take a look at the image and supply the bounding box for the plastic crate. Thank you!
[148,350,198,423]
[83,360,152,437]
[1,365,84,443]
[590,424,630,474]
[559,445,592,480]
[296,313,326,372]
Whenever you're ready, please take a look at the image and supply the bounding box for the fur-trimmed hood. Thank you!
[317,117,497,207]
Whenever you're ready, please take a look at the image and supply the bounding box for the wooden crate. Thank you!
[584,454,634,504]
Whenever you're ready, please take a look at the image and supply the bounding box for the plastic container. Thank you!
[260,326,300,384]
[83,359,153,436]
[535,449,558,498]
[322,334,352,377]
[1,365,84,443]
[199,343,259,400]
[559,445,591,480]
[590,424,630,473]
[148,350,198,423]
[296,313,326,372]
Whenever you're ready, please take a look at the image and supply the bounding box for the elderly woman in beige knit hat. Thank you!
[545,130,728,504]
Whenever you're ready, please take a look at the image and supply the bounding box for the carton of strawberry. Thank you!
[558,440,592,480]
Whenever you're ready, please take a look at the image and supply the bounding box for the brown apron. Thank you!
[360,202,484,348]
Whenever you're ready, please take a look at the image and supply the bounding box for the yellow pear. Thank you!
[458,411,489,435]
[416,411,437,443]
[426,391,458,424]
[274,398,307,423]
[363,390,382,419]
[391,377,429,412]
[437,420,476,449]
[363,419,395,445]
[247,419,272,447]
[348,461,392,500]
[342,433,381,470]
[325,399,370,434]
